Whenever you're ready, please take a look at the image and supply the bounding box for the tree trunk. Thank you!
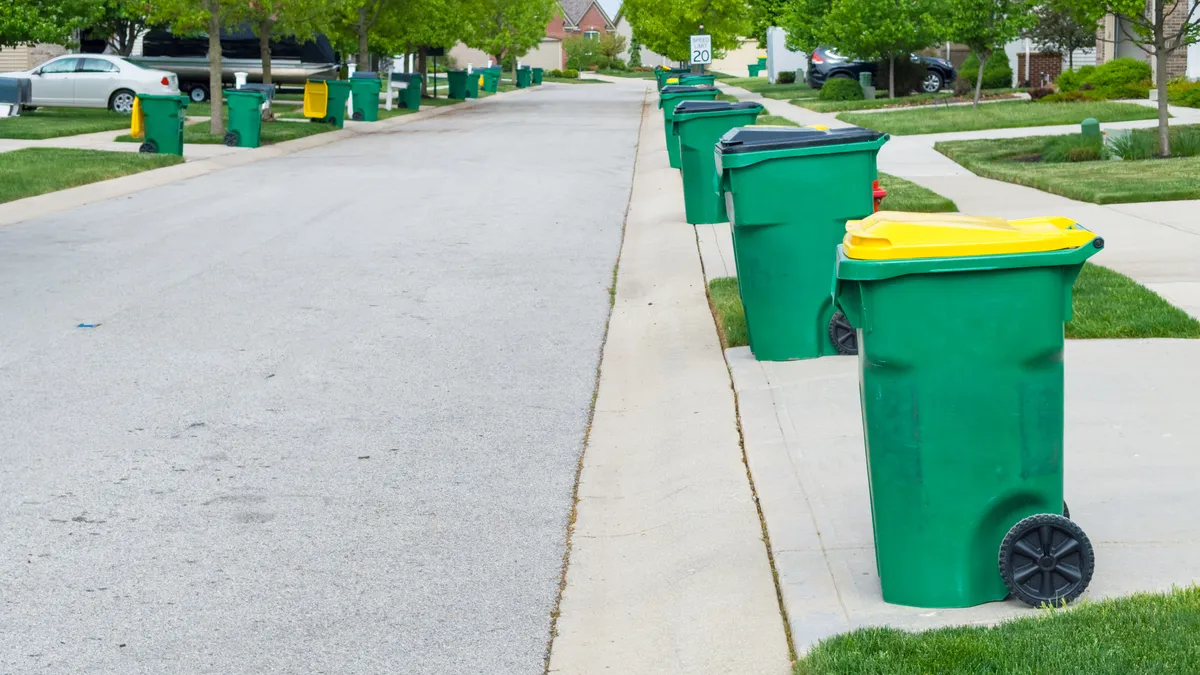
[207,0,223,135]
[357,7,371,72]
[418,47,428,97]
[259,18,274,86]
[973,50,986,107]
[888,54,895,99]
[1154,7,1170,157]
[1068,51,1073,70]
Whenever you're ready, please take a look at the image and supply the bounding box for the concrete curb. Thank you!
[548,83,791,675]
[0,88,534,228]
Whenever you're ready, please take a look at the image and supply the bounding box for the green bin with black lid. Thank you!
[659,85,720,169]
[672,100,764,224]
[713,125,888,361]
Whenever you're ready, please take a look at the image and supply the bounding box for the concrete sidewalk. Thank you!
[728,339,1200,651]
[549,85,791,675]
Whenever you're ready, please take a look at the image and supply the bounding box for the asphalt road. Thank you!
[0,82,644,673]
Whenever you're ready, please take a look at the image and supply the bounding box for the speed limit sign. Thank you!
[690,34,712,65]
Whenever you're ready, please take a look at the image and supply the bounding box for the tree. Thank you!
[628,33,643,67]
[338,0,397,71]
[1,0,102,48]
[944,0,1034,104]
[597,30,627,65]
[154,0,235,135]
[748,0,788,47]
[466,0,555,82]
[1074,0,1199,156]
[622,0,747,63]
[227,0,333,86]
[90,0,156,56]
[817,0,944,98]
[1024,0,1097,69]
[360,0,479,96]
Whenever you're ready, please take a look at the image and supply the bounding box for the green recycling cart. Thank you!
[350,73,382,120]
[678,74,716,87]
[713,125,887,361]
[447,70,480,99]
[833,212,1103,609]
[672,100,764,224]
[516,66,532,88]
[659,85,720,169]
[224,89,265,147]
[480,69,500,93]
[324,79,352,128]
[392,73,423,109]
[748,64,763,77]
[133,93,189,156]
[655,67,690,91]
[715,124,888,360]
[532,67,544,85]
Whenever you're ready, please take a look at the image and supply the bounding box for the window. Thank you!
[39,58,80,74]
[78,58,119,73]
[584,30,599,39]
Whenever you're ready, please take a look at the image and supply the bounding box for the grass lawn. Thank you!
[936,135,1200,203]
[116,119,335,145]
[0,107,132,140]
[795,587,1200,675]
[717,92,739,103]
[794,89,1024,113]
[877,173,958,212]
[708,262,1198,349]
[755,114,799,126]
[596,69,657,79]
[720,76,819,100]
[0,148,182,204]
[839,101,1157,136]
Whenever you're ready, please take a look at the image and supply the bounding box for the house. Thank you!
[613,10,672,68]
[449,0,617,71]
[0,44,67,72]
[1095,0,1200,80]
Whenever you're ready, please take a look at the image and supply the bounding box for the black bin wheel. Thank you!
[352,111,364,121]
[1062,500,1070,519]
[829,311,857,356]
[999,513,1094,607]
[223,130,240,147]
[138,140,158,154]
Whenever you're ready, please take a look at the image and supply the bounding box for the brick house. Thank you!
[449,0,616,72]
[1095,0,1200,80]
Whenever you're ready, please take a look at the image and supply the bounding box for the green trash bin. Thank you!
[447,70,470,99]
[480,69,500,93]
[758,56,767,67]
[672,101,764,224]
[516,66,532,88]
[748,64,763,77]
[319,79,351,128]
[713,125,887,361]
[134,93,190,156]
[532,67,544,85]
[392,73,423,109]
[832,212,1104,609]
[350,72,382,121]
[678,74,716,87]
[659,85,720,169]
[224,89,265,148]
[655,67,690,91]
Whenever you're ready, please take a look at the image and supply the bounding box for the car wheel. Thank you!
[109,89,136,114]
[189,85,209,103]
[922,71,944,93]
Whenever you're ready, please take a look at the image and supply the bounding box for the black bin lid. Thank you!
[391,72,423,83]
[351,71,379,79]
[673,100,762,115]
[716,125,885,154]
[660,85,717,94]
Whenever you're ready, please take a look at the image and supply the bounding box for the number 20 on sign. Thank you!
[690,35,712,65]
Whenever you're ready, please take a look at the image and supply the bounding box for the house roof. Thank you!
[559,0,614,29]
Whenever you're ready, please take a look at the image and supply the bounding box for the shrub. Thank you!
[606,59,629,71]
[960,51,1013,90]
[1042,134,1106,162]
[819,76,864,101]
[1037,90,1101,103]
[1107,129,1158,160]
[953,76,973,96]
[1028,86,1055,101]
[1170,125,1200,156]
[1168,79,1200,107]
[778,70,796,84]
[1088,58,1151,89]
[561,68,579,79]
[547,69,563,78]
[1056,66,1094,92]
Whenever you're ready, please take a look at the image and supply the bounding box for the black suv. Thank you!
[806,47,957,93]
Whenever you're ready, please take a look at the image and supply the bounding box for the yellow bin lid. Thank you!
[842,211,1095,261]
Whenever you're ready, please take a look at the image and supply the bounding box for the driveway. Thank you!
[0,83,642,673]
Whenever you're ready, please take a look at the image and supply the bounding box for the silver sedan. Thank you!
[0,54,180,114]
